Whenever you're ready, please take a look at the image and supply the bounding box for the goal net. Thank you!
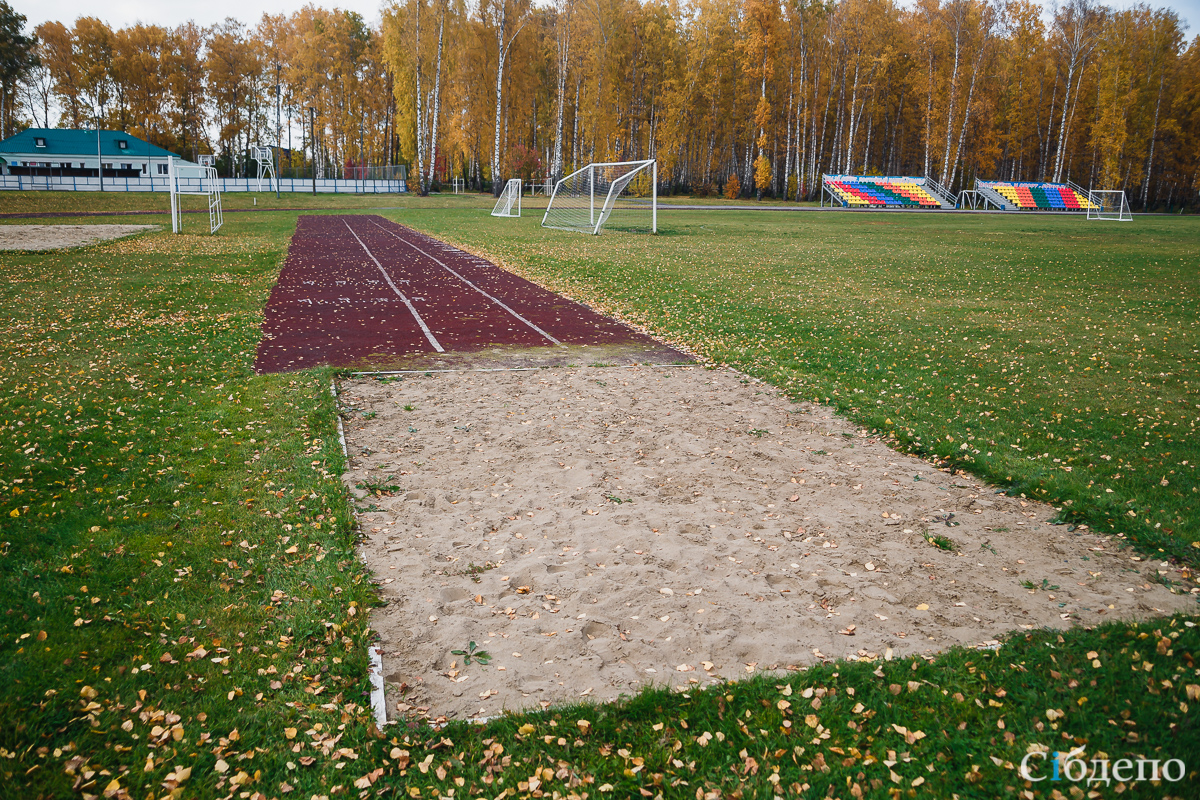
[542,160,657,235]
[169,157,223,234]
[1087,189,1131,221]
[491,178,521,217]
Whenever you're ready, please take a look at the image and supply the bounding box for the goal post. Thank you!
[542,159,657,235]
[1087,189,1131,221]
[491,178,521,217]
[169,157,224,235]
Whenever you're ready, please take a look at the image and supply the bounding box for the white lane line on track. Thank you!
[343,219,444,353]
[367,218,563,346]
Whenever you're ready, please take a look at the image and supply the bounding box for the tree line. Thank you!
[1,0,1198,207]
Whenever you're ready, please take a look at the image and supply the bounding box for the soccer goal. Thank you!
[169,157,223,235]
[491,178,522,217]
[543,160,657,235]
[1087,189,1131,221]
[252,145,276,192]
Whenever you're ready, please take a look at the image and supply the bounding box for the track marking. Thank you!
[367,219,563,346]
[343,219,444,353]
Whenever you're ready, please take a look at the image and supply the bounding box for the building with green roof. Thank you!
[0,128,194,178]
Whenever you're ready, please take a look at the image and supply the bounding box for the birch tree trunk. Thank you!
[414,0,427,195]
[550,0,574,180]
[1141,72,1163,204]
[922,20,935,178]
[843,60,859,173]
[425,7,445,192]
[1051,0,1097,182]
[949,11,993,190]
[940,5,965,186]
[491,0,526,197]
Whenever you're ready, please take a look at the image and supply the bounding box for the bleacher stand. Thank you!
[822,175,954,209]
[975,180,1095,212]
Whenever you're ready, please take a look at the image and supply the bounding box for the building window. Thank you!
[118,140,128,150]
[157,163,168,175]
[34,137,46,147]
[120,163,132,170]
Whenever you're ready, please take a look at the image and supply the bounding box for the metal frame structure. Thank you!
[957,189,1000,210]
[168,157,223,234]
[1087,189,1132,221]
[491,178,522,217]
[252,146,276,192]
[542,159,657,235]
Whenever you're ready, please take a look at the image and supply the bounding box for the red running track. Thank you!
[254,215,687,373]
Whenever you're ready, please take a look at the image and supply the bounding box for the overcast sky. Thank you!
[12,0,1197,39]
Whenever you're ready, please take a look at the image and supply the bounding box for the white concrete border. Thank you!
[331,377,390,727]
[350,363,696,377]
[367,645,389,728]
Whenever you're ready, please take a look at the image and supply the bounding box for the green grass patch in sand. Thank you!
[1,199,1197,797]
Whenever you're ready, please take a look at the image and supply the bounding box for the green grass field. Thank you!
[1,196,1197,798]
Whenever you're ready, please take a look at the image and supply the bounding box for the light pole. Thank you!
[274,64,281,200]
[309,106,317,196]
[95,115,103,192]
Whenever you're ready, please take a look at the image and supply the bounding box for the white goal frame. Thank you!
[491,178,521,217]
[252,145,276,192]
[1087,189,1131,221]
[168,157,223,234]
[542,159,657,235]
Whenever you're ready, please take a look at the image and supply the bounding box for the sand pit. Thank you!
[340,366,1194,722]
[0,224,156,251]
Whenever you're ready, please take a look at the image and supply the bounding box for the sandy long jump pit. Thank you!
[341,366,1194,723]
[0,224,156,250]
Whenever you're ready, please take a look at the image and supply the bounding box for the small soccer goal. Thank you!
[169,157,223,235]
[1087,189,1131,221]
[491,179,522,217]
[542,160,657,235]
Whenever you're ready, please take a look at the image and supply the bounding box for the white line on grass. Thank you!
[367,219,563,346]
[343,219,444,353]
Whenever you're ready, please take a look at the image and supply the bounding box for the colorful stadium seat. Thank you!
[823,175,946,209]
[976,181,1095,211]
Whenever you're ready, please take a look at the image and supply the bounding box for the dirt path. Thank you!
[341,366,1194,723]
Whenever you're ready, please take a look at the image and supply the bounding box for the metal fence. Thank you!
[0,174,408,194]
